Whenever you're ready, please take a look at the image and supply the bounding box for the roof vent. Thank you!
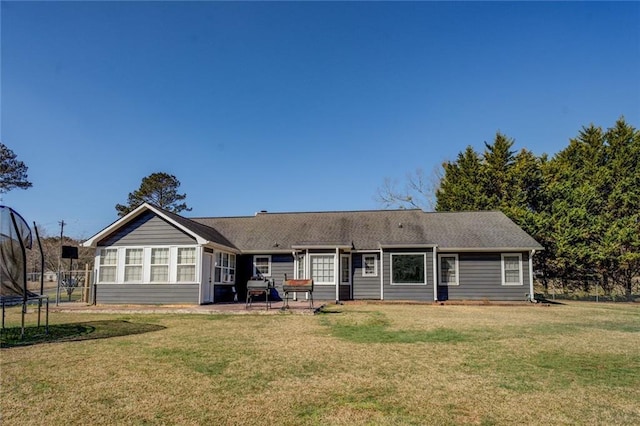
[398,222,403,228]
[255,210,268,216]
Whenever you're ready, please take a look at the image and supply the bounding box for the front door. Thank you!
[202,253,214,303]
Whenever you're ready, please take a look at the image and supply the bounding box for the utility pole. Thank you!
[56,220,65,305]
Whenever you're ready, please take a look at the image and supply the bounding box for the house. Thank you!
[81,203,543,304]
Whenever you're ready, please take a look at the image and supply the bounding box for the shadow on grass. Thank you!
[1,320,166,349]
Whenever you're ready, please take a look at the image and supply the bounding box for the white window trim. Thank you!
[390,253,427,286]
[124,248,144,283]
[96,245,199,284]
[501,253,523,286]
[253,255,272,277]
[438,254,459,286]
[362,254,378,277]
[309,253,336,285]
[97,248,118,283]
[149,247,170,283]
[176,247,198,283]
[214,251,236,284]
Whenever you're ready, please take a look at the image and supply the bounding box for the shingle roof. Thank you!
[190,209,543,252]
[161,209,237,249]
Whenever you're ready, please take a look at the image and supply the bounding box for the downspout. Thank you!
[433,246,438,301]
[379,248,384,301]
[335,247,340,303]
[529,249,536,302]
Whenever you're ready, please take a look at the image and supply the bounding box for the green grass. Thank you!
[1,302,639,425]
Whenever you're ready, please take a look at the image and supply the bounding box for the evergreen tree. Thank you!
[116,172,192,217]
[0,142,32,193]
[436,146,488,211]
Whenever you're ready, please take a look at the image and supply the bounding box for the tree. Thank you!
[376,165,443,211]
[116,172,192,217]
[436,146,488,211]
[0,142,32,193]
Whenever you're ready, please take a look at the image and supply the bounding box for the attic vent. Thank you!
[255,210,268,216]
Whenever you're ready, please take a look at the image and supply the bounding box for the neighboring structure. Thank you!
[82,203,543,305]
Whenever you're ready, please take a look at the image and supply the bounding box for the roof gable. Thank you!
[82,203,237,250]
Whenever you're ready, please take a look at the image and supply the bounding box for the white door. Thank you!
[202,253,214,303]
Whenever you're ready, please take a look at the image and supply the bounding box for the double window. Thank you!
[438,254,459,286]
[391,253,426,285]
[502,254,523,285]
[215,252,236,284]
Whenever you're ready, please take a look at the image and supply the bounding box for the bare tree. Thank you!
[375,164,443,211]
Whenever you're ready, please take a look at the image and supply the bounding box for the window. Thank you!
[150,248,169,282]
[215,252,235,283]
[99,249,118,283]
[177,247,197,282]
[341,255,350,284]
[502,254,523,286]
[439,254,459,286]
[310,254,335,284]
[124,248,143,283]
[363,254,378,277]
[253,255,271,277]
[391,253,426,285]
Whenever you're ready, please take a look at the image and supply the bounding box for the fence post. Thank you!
[83,264,90,303]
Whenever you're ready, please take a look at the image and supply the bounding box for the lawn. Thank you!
[1,302,639,425]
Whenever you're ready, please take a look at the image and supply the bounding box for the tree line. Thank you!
[380,118,639,300]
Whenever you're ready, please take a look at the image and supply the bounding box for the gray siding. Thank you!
[98,211,196,246]
[270,254,295,298]
[312,285,337,301]
[96,284,199,304]
[352,253,381,299]
[382,248,434,301]
[437,252,531,301]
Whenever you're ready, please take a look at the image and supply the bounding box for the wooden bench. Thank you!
[282,279,314,309]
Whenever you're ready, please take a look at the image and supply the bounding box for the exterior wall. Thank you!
[382,248,434,301]
[95,284,200,304]
[235,254,295,301]
[352,253,381,299]
[93,213,203,304]
[437,251,531,301]
[98,211,196,246]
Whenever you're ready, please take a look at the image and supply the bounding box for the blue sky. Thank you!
[2,1,639,239]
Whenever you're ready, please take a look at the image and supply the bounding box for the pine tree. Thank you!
[0,142,32,193]
[115,172,192,217]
